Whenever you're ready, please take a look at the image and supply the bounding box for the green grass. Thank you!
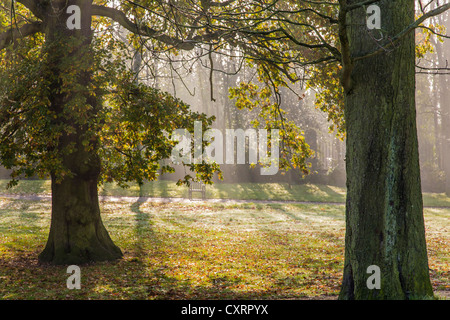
[2,179,450,208]
[0,179,348,202]
[0,198,448,300]
[0,179,52,196]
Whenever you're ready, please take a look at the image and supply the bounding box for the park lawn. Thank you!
[0,179,347,202]
[2,179,450,207]
[0,198,448,300]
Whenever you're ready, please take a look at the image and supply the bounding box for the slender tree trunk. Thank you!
[339,0,433,299]
[435,37,450,195]
[38,0,122,264]
[439,74,450,196]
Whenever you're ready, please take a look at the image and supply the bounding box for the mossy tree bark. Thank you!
[38,0,122,265]
[339,0,433,299]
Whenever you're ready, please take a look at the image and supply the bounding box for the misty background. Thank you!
[1,9,449,196]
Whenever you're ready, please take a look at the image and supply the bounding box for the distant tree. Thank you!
[433,9,450,195]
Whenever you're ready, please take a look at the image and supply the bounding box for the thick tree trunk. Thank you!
[39,162,122,264]
[38,0,122,264]
[339,0,433,299]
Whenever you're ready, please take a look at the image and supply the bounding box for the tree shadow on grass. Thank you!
[145,267,340,300]
[268,203,309,224]
[146,269,292,300]
[307,184,345,203]
[130,192,160,259]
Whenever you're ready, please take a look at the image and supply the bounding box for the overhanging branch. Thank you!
[91,5,187,47]
[0,21,44,51]
[91,4,225,51]
[354,3,450,62]
[16,0,46,20]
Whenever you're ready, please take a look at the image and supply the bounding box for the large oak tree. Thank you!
[0,0,220,264]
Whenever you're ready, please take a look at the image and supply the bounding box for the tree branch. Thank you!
[353,3,450,62]
[92,5,190,49]
[16,0,46,20]
[91,4,230,51]
[0,21,44,51]
[345,0,381,11]
[416,61,450,75]
[338,0,353,93]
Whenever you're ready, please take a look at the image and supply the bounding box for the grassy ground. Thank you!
[0,197,448,300]
[2,179,450,207]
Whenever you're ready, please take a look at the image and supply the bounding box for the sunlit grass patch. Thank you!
[3,179,450,209]
[424,207,450,294]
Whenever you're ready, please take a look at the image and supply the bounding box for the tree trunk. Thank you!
[339,0,433,299]
[439,71,450,196]
[39,168,122,265]
[38,0,122,264]
[435,31,450,195]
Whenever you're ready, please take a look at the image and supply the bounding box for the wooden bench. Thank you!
[189,181,206,200]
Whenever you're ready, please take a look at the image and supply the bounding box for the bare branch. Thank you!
[418,25,450,39]
[416,60,450,75]
[209,0,237,7]
[91,4,231,51]
[354,2,450,62]
[300,0,339,6]
[92,5,193,49]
